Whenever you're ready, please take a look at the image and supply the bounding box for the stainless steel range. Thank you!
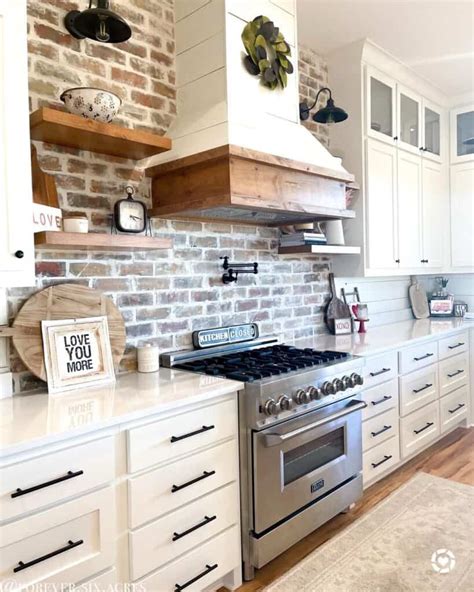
[161,325,366,581]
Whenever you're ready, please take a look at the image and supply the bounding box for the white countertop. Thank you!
[294,318,471,357]
[0,369,243,458]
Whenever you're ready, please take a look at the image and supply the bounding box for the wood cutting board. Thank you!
[409,276,429,319]
[10,283,126,381]
[325,273,351,333]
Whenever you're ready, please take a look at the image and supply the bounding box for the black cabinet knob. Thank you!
[395,259,400,263]
[14,250,24,259]
[393,136,398,140]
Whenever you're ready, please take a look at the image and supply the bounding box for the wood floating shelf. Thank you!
[30,107,171,160]
[34,231,172,252]
[278,245,361,255]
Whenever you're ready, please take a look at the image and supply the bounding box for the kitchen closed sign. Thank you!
[193,323,259,348]
[41,316,115,394]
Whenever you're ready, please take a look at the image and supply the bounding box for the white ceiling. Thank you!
[297,0,474,97]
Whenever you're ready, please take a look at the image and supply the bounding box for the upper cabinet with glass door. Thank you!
[366,67,397,144]
[450,105,474,164]
[422,99,443,162]
[397,85,422,155]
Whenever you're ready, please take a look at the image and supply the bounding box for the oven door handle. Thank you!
[263,400,367,447]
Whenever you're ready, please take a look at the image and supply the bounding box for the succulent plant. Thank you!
[241,15,293,90]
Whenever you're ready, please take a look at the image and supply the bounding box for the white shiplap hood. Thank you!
[145,0,348,177]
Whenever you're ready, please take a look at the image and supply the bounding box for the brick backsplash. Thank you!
[8,2,333,392]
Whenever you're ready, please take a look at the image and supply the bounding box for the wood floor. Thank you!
[234,426,474,592]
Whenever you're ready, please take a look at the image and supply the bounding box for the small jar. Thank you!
[137,344,159,373]
[63,212,89,233]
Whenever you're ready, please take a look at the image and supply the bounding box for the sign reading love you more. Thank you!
[41,317,115,394]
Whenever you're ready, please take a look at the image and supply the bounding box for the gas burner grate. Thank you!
[175,345,350,382]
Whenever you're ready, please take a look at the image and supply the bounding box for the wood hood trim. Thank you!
[146,144,355,225]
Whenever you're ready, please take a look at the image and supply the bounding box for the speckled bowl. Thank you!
[60,87,122,123]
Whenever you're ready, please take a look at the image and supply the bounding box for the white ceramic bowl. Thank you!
[60,87,122,123]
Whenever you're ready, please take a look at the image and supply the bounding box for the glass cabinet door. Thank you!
[398,88,421,153]
[451,106,474,163]
[424,106,441,157]
[367,68,396,143]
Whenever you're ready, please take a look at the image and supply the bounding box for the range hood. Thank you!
[144,0,354,225]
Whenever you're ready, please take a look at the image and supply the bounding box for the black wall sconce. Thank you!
[299,87,348,125]
[221,257,258,284]
[65,1,132,44]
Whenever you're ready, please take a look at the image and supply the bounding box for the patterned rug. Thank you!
[265,473,474,592]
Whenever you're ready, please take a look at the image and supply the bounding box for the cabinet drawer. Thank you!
[440,385,469,433]
[362,407,398,452]
[438,331,469,360]
[363,352,398,388]
[138,525,240,592]
[363,436,400,485]
[128,439,238,528]
[73,568,117,591]
[130,482,239,580]
[439,352,469,396]
[0,487,114,591]
[1,437,115,522]
[399,365,438,417]
[400,401,440,459]
[361,379,398,420]
[127,397,237,474]
[399,341,438,375]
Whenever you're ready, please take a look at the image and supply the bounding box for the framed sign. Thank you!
[32,203,62,233]
[41,316,115,394]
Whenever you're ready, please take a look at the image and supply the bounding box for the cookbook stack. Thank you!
[279,230,327,247]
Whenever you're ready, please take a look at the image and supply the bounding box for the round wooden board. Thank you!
[12,283,126,381]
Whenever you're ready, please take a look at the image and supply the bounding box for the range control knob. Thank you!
[322,381,336,396]
[294,388,311,405]
[332,378,343,393]
[277,395,292,411]
[350,373,364,386]
[341,376,351,390]
[263,399,278,416]
[308,386,323,400]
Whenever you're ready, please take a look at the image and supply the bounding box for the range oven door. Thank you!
[252,398,366,534]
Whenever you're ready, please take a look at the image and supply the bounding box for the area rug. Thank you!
[265,473,474,592]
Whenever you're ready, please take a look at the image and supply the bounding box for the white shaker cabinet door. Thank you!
[365,139,399,272]
[0,0,34,287]
[397,149,423,269]
[421,159,445,269]
[450,162,474,270]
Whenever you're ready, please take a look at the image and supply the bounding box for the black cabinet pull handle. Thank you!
[14,250,24,259]
[448,403,465,414]
[175,563,218,591]
[447,369,464,378]
[371,424,392,438]
[393,136,398,140]
[448,342,465,350]
[371,455,392,469]
[371,395,392,406]
[370,368,390,377]
[413,353,434,361]
[420,259,428,263]
[170,425,215,443]
[171,470,215,493]
[413,383,433,394]
[13,539,83,573]
[414,421,434,435]
[11,470,84,499]
[172,515,217,541]
[395,259,400,263]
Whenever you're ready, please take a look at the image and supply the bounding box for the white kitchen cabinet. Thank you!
[366,66,397,145]
[397,149,423,268]
[365,139,399,272]
[397,85,422,155]
[421,159,445,269]
[450,161,474,269]
[0,0,34,287]
[423,99,443,162]
[450,105,474,164]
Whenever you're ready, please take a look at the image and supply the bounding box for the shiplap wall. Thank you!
[335,274,474,327]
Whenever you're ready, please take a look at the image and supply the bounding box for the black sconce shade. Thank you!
[65,0,132,44]
[299,87,348,124]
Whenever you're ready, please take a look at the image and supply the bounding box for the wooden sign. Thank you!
[333,318,353,335]
[41,316,115,394]
[33,203,62,233]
